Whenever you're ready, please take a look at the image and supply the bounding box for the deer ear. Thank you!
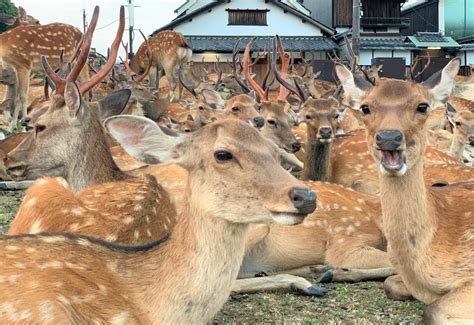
[423,59,460,107]
[18,7,27,19]
[105,115,188,165]
[334,65,367,106]
[64,81,85,119]
[98,89,131,120]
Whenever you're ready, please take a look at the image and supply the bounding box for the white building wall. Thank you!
[455,51,474,65]
[360,50,412,66]
[173,0,323,36]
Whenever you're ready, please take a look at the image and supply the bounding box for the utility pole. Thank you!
[82,8,87,33]
[351,0,360,70]
[128,0,135,58]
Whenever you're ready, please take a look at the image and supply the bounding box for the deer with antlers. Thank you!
[335,58,474,322]
[129,30,192,102]
[0,7,89,132]
[5,6,180,245]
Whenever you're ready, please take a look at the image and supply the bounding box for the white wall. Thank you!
[360,50,412,65]
[455,51,474,65]
[174,0,323,36]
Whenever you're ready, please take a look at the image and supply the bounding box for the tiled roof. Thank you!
[185,36,339,52]
[360,37,418,50]
[407,32,460,48]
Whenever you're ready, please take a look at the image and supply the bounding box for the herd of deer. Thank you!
[0,5,472,324]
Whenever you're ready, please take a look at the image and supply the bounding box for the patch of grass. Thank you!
[0,190,24,234]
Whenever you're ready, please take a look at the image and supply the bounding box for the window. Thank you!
[227,9,269,26]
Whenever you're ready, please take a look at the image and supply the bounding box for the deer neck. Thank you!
[303,128,332,181]
[66,123,128,192]
[448,130,465,160]
[379,156,437,270]
[125,180,249,323]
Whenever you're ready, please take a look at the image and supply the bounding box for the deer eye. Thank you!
[305,115,311,120]
[214,150,233,162]
[360,105,370,115]
[455,121,461,126]
[198,106,204,111]
[232,106,240,112]
[334,114,340,119]
[35,124,46,133]
[267,119,276,126]
[416,103,429,113]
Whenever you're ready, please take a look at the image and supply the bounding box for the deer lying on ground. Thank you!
[336,58,474,323]
[0,6,89,132]
[446,96,474,163]
[0,112,316,323]
[280,71,473,194]
[129,30,192,101]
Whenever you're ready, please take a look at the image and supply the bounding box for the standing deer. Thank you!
[129,30,192,101]
[336,58,474,323]
[0,114,316,324]
[0,7,89,132]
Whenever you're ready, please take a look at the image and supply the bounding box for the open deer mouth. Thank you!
[380,150,407,175]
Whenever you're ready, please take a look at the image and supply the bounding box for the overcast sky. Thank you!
[14,0,179,57]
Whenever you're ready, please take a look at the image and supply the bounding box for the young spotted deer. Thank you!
[0,6,90,131]
[446,96,474,163]
[0,6,39,29]
[129,30,192,101]
[0,115,316,324]
[336,59,474,323]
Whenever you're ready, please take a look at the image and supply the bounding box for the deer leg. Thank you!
[148,66,158,89]
[232,274,327,296]
[164,66,177,102]
[8,68,28,132]
[325,235,391,269]
[252,265,396,283]
[423,281,474,324]
[384,274,413,301]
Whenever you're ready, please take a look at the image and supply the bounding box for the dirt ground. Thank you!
[0,189,425,324]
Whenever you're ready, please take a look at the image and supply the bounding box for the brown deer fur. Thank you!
[129,30,192,101]
[336,60,474,322]
[0,116,315,323]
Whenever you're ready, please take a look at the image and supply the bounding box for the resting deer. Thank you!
[0,7,89,132]
[446,96,474,163]
[0,6,39,29]
[129,30,192,101]
[0,113,316,324]
[336,58,474,323]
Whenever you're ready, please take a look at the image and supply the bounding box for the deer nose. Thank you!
[253,117,265,128]
[291,142,302,152]
[20,117,31,127]
[469,136,474,146]
[288,187,316,214]
[376,130,404,150]
[319,127,332,139]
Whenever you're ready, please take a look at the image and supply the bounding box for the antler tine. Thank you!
[243,37,268,101]
[68,5,100,83]
[41,56,66,94]
[232,38,251,94]
[356,65,375,86]
[343,34,357,72]
[411,52,431,81]
[214,56,222,91]
[178,63,197,97]
[276,35,290,100]
[272,36,307,103]
[261,41,272,92]
[332,84,343,100]
[78,6,125,94]
[135,29,153,82]
[120,41,132,81]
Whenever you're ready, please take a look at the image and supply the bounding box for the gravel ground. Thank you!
[0,189,425,324]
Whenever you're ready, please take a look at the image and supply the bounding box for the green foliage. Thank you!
[0,0,18,33]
